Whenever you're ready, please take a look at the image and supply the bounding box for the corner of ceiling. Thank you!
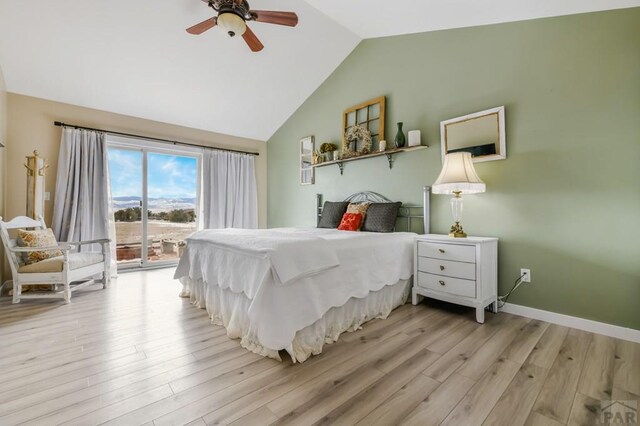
[300,0,364,41]
[264,39,363,143]
[262,2,363,142]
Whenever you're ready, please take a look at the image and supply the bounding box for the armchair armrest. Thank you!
[10,243,73,253]
[68,238,111,246]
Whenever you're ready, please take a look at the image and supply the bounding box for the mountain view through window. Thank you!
[108,148,198,265]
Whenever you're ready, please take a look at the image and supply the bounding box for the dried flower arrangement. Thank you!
[319,142,338,153]
[312,149,323,164]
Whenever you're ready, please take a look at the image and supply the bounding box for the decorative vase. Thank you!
[379,140,387,152]
[394,122,406,148]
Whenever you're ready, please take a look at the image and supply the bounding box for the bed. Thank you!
[175,189,430,362]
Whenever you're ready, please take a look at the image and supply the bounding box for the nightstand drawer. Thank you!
[417,257,476,281]
[417,241,475,263]
[417,272,476,298]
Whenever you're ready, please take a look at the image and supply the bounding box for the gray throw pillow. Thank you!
[362,202,402,233]
[318,201,349,228]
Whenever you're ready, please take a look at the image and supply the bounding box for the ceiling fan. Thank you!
[186,0,298,52]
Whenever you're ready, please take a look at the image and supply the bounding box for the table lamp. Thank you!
[432,152,486,237]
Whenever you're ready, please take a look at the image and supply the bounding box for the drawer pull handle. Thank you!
[439,265,445,271]
[438,248,446,253]
[439,280,445,286]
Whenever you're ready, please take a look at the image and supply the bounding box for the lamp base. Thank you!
[448,222,467,238]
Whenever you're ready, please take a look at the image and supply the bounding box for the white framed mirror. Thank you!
[440,106,506,163]
[300,135,315,185]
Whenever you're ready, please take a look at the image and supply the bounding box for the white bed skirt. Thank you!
[180,278,411,362]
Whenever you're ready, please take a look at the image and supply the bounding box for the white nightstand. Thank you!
[413,234,498,323]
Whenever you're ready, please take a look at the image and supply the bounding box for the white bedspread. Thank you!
[175,228,416,351]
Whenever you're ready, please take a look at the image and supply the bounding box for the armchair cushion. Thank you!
[18,252,104,273]
[17,228,63,265]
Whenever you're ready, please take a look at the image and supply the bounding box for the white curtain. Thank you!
[202,150,257,229]
[52,128,115,272]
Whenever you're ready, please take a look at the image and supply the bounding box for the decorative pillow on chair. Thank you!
[17,228,63,265]
[338,213,364,231]
[346,202,371,217]
[362,202,402,233]
[318,201,349,228]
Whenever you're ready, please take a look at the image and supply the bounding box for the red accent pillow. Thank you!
[338,213,364,231]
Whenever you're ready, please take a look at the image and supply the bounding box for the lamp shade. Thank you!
[217,12,247,36]
[432,152,486,194]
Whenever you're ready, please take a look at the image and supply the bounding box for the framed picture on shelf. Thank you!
[300,135,315,185]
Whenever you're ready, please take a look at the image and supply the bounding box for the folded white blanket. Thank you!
[180,228,340,284]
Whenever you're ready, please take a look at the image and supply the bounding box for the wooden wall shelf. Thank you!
[311,145,428,175]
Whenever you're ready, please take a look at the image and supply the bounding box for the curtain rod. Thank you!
[53,121,259,156]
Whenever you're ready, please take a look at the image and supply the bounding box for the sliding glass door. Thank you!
[108,148,144,267]
[108,139,200,270]
[145,152,198,265]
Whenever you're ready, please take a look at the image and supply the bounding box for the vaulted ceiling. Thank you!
[304,0,640,39]
[0,0,637,141]
[0,0,359,141]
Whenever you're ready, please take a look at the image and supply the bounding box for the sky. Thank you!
[108,148,197,199]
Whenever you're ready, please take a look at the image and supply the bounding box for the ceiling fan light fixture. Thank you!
[217,12,246,37]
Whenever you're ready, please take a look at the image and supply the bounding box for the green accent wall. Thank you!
[267,9,640,329]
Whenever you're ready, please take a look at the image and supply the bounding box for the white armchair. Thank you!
[0,216,111,304]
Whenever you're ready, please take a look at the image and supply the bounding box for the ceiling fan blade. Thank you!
[251,11,298,27]
[186,17,217,35]
[242,26,264,52]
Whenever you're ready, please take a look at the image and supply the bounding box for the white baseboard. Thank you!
[501,303,640,344]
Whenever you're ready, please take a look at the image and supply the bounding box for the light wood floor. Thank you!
[0,270,638,426]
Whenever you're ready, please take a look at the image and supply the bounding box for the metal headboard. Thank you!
[343,191,392,204]
[316,186,430,233]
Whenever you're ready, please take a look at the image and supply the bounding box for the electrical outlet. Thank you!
[520,268,531,283]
